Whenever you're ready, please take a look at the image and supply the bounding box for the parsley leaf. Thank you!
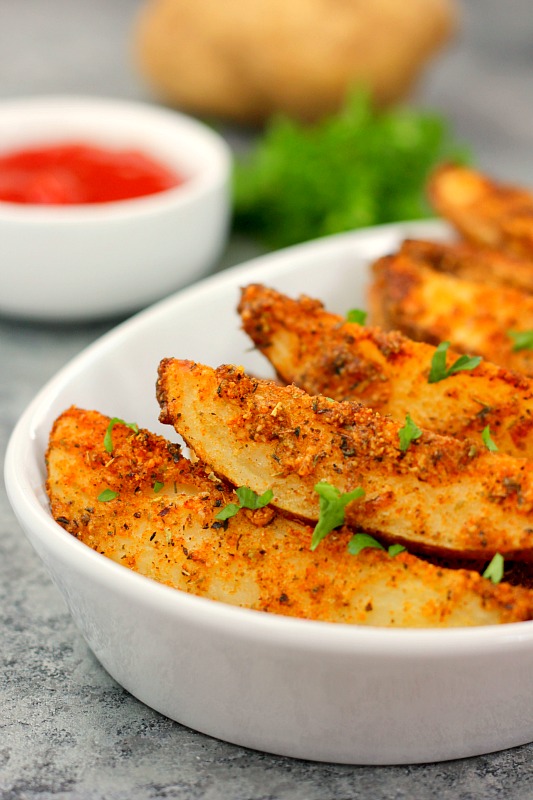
[507,329,533,352]
[348,533,406,557]
[346,308,367,325]
[215,503,241,521]
[215,487,274,521]
[428,341,482,383]
[348,532,384,555]
[388,543,407,557]
[235,486,273,510]
[482,553,504,584]
[233,89,468,249]
[103,417,139,453]
[398,413,423,452]
[481,426,498,452]
[98,488,118,502]
[153,481,165,493]
[311,482,365,550]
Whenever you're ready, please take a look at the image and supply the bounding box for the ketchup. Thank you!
[0,142,183,205]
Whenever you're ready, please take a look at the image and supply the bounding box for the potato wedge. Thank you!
[399,238,533,295]
[239,283,533,459]
[428,163,533,258]
[157,360,533,561]
[369,252,533,376]
[45,406,533,627]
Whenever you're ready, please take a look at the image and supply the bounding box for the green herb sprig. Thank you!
[348,532,406,557]
[233,90,468,249]
[346,308,367,325]
[507,329,533,352]
[215,486,274,521]
[482,553,504,584]
[98,488,118,502]
[428,341,482,384]
[103,417,139,454]
[311,481,365,550]
[398,413,422,452]
[481,425,498,452]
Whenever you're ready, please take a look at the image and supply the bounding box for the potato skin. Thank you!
[133,0,457,124]
[45,406,533,627]
[238,284,533,460]
[400,238,533,295]
[157,359,533,561]
[370,252,533,377]
[428,164,533,258]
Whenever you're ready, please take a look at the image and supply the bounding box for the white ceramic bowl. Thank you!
[0,95,232,321]
[6,221,533,765]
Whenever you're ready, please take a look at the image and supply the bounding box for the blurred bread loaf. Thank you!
[133,0,457,125]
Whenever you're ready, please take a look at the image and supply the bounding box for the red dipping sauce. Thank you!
[0,142,183,205]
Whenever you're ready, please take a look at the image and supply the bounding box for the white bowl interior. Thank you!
[7,220,533,765]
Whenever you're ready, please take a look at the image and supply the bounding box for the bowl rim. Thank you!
[6,220,533,656]
[0,94,232,222]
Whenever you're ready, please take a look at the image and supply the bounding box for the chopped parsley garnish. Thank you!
[153,481,165,493]
[233,89,468,249]
[398,413,422,452]
[348,533,384,555]
[348,533,406,557]
[103,417,139,453]
[428,341,482,384]
[482,553,504,584]
[98,489,118,502]
[507,329,533,352]
[215,486,274,521]
[311,481,365,550]
[388,543,407,557]
[481,425,498,452]
[346,308,367,325]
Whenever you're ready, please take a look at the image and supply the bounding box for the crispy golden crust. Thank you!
[428,164,533,258]
[45,406,533,627]
[157,360,533,561]
[239,284,533,459]
[400,238,533,295]
[369,253,533,376]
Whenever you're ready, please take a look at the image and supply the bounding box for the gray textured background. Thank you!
[2,1,533,797]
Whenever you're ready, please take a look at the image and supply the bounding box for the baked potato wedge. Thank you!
[369,252,533,376]
[428,163,533,258]
[45,406,533,628]
[157,360,533,561]
[239,284,533,459]
[399,238,533,295]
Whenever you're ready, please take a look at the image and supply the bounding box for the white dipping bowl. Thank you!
[0,95,232,321]
[7,221,533,765]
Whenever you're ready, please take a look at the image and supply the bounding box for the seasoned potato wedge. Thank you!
[369,252,533,376]
[399,238,533,295]
[428,163,533,258]
[239,284,533,459]
[157,360,533,561]
[45,406,533,628]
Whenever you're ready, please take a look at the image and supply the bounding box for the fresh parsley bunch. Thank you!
[233,90,468,249]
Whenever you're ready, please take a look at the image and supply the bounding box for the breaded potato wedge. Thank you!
[45,406,533,627]
[239,284,533,459]
[428,163,533,258]
[157,360,533,561]
[400,238,533,295]
[369,253,533,376]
